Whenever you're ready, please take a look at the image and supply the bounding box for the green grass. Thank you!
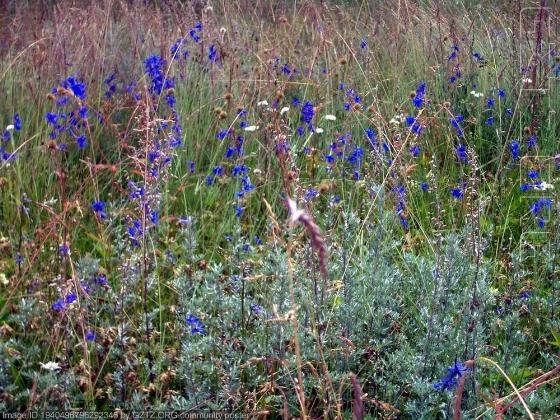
[0,0,558,417]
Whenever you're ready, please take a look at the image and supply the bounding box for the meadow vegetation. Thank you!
[0,0,559,417]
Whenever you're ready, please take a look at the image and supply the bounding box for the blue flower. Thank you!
[434,359,470,391]
[421,182,429,192]
[399,215,409,229]
[13,114,21,131]
[301,101,314,124]
[251,303,265,315]
[165,93,176,108]
[91,201,105,213]
[150,210,158,225]
[347,147,364,166]
[216,129,230,140]
[509,140,520,160]
[487,97,495,108]
[305,187,318,200]
[52,299,65,311]
[473,52,483,61]
[409,145,421,158]
[234,204,244,218]
[76,135,87,149]
[520,182,540,191]
[65,293,77,304]
[530,198,552,216]
[144,55,166,95]
[412,83,426,108]
[92,201,107,220]
[61,76,87,100]
[456,145,468,164]
[45,112,58,126]
[485,117,494,126]
[208,44,218,62]
[406,116,423,135]
[365,127,376,140]
[95,274,108,286]
[450,114,464,129]
[189,23,202,42]
[452,188,463,199]
[86,330,96,341]
[186,314,205,335]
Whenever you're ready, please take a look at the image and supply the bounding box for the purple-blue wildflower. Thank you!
[434,359,470,391]
[301,101,314,124]
[186,314,205,335]
[509,140,520,160]
[13,114,21,131]
[92,201,107,220]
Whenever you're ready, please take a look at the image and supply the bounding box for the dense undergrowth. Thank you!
[0,0,559,417]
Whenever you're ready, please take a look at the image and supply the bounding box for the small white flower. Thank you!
[244,125,259,132]
[535,181,553,191]
[257,100,269,106]
[522,78,532,84]
[390,113,405,125]
[324,114,336,121]
[280,107,290,115]
[40,361,61,372]
[5,125,14,131]
[315,128,324,134]
[470,90,484,98]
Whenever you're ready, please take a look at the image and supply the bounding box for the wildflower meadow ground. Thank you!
[0,0,559,418]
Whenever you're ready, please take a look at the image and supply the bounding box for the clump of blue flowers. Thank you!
[187,314,205,335]
[434,359,470,391]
